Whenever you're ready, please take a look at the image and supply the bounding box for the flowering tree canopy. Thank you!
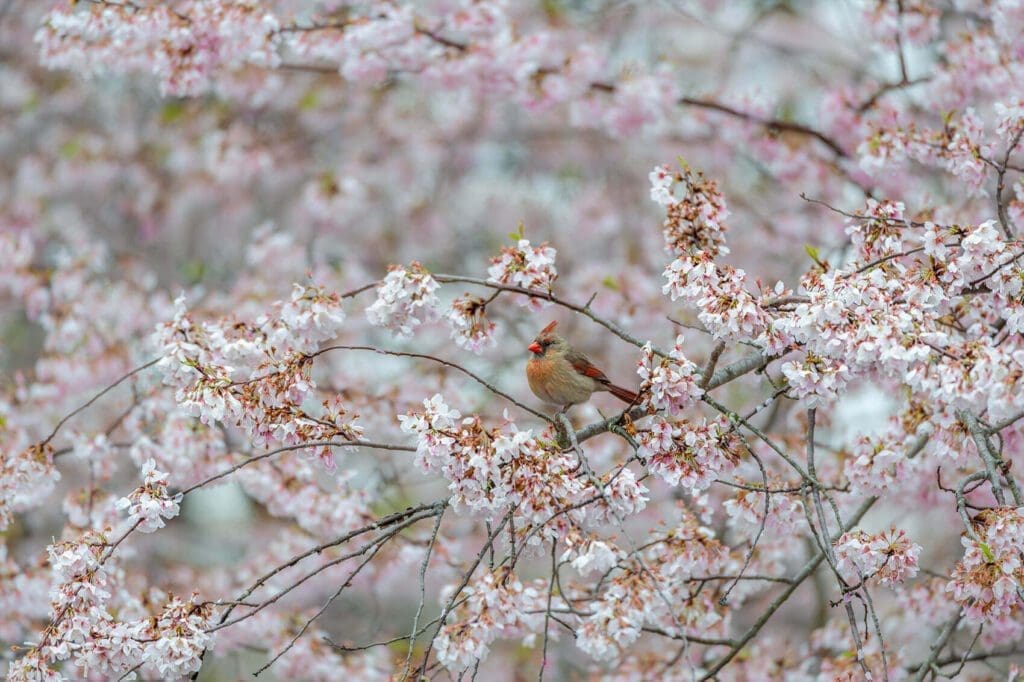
[4,0,1024,679]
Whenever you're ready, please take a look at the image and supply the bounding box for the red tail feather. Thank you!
[606,383,639,404]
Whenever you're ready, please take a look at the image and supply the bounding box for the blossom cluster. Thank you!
[399,395,580,520]
[844,430,920,494]
[152,279,358,462]
[399,394,647,539]
[637,416,741,491]
[365,262,440,337]
[37,2,281,96]
[574,514,729,662]
[949,507,1024,626]
[436,569,547,670]
[649,164,730,257]
[0,441,59,532]
[636,336,704,417]
[444,295,497,354]
[12,0,1024,677]
[114,459,182,533]
[21,525,217,679]
[833,528,922,588]
[486,239,558,310]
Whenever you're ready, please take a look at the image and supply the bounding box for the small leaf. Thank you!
[160,102,186,124]
[298,90,319,111]
[601,276,619,291]
[180,260,205,284]
[980,541,995,563]
[59,139,81,159]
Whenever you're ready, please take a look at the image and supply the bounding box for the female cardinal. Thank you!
[526,321,639,411]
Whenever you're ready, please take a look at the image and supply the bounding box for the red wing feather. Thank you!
[567,351,639,404]
[540,320,558,334]
[569,355,610,384]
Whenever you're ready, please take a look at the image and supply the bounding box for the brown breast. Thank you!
[526,355,598,405]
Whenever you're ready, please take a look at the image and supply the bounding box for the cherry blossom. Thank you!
[114,459,182,533]
[834,528,922,587]
[949,507,1024,625]
[637,416,741,491]
[7,0,1024,677]
[636,336,703,417]
[365,262,440,337]
[436,569,546,670]
[445,295,497,354]
[486,237,558,310]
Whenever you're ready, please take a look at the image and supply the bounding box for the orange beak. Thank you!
[528,342,542,354]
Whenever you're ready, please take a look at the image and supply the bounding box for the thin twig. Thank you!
[909,611,963,682]
[400,508,446,681]
[699,341,726,390]
[315,344,554,424]
[538,542,558,682]
[415,515,511,676]
[179,439,415,496]
[701,495,877,679]
[253,533,389,676]
[995,127,1024,239]
[432,274,670,358]
[38,357,161,449]
[961,411,1020,505]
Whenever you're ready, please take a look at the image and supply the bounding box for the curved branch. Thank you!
[433,274,670,358]
[39,356,161,449]
[313,344,554,424]
[701,495,878,679]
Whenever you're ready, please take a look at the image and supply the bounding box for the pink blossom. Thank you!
[445,295,497,354]
[780,352,851,407]
[637,416,740,490]
[366,262,440,337]
[834,528,922,587]
[114,459,182,533]
[486,237,557,310]
[562,538,621,576]
[948,507,1024,624]
[651,164,730,257]
[143,595,214,677]
[636,336,703,417]
[436,569,546,670]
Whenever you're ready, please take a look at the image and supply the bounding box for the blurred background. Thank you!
[2,1,1013,678]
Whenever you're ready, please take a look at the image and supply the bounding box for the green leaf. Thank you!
[180,260,205,284]
[602,276,619,291]
[59,139,81,159]
[298,90,319,111]
[160,102,186,125]
[804,244,820,261]
[541,0,564,19]
[980,541,995,563]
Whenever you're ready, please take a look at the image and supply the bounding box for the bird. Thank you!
[526,321,639,412]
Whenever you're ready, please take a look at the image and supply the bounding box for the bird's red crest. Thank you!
[540,320,558,334]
